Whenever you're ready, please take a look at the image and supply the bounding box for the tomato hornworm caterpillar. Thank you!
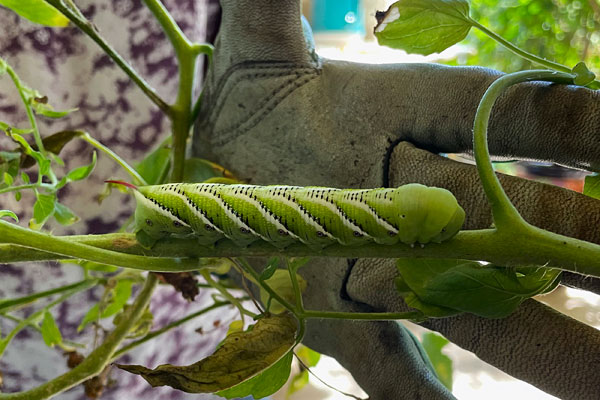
[108,181,465,248]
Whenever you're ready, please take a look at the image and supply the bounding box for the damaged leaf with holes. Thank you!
[117,313,297,395]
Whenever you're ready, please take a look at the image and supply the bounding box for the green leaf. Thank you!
[0,210,18,222]
[65,151,96,182]
[118,313,297,395]
[0,0,69,27]
[32,192,56,226]
[2,172,13,186]
[218,351,294,399]
[260,270,307,314]
[421,333,453,390]
[295,345,321,367]
[135,143,171,185]
[260,257,280,281]
[41,310,63,347]
[374,0,473,55]
[395,259,562,318]
[572,62,596,86]
[53,202,79,225]
[19,130,79,168]
[287,345,321,398]
[21,171,30,183]
[583,174,600,200]
[78,279,133,331]
[287,369,309,398]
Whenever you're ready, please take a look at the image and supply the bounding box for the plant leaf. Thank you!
[118,313,297,394]
[260,257,280,281]
[583,174,600,200]
[572,62,596,86]
[29,95,77,118]
[135,144,171,185]
[78,279,133,331]
[32,192,56,227]
[374,0,473,55]
[0,0,69,27]
[217,351,294,400]
[421,332,453,390]
[41,310,63,347]
[65,151,97,182]
[396,259,562,318]
[53,202,79,225]
[0,210,18,222]
[260,270,307,314]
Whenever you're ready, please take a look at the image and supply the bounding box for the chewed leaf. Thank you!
[374,0,472,55]
[0,0,69,27]
[118,313,297,394]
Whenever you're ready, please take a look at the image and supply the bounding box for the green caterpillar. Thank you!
[109,181,465,248]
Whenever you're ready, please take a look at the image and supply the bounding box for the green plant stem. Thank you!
[5,64,45,156]
[0,274,157,400]
[77,131,148,185]
[111,299,242,360]
[0,220,202,272]
[42,0,170,115]
[3,229,600,276]
[287,260,305,312]
[0,313,85,351]
[234,259,422,323]
[140,0,199,182]
[470,20,570,73]
[141,0,192,55]
[0,183,54,195]
[199,269,257,321]
[0,278,101,313]
[473,70,574,228]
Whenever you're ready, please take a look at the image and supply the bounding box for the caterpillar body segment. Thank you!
[127,183,465,248]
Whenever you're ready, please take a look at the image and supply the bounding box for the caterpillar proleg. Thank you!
[108,181,465,248]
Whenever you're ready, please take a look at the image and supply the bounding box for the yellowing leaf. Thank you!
[118,313,298,393]
[0,0,69,27]
[260,270,307,314]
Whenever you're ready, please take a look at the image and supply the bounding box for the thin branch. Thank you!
[3,229,600,277]
[43,0,170,114]
[0,273,157,400]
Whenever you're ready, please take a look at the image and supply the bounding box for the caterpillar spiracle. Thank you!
[108,181,465,248]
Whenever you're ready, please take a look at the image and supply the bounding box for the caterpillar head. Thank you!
[107,181,193,239]
[385,184,465,244]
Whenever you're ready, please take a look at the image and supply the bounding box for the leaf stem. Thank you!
[0,278,101,313]
[0,273,157,400]
[469,19,600,89]
[200,269,257,322]
[77,131,147,185]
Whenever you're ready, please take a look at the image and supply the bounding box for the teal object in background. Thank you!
[311,0,364,34]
